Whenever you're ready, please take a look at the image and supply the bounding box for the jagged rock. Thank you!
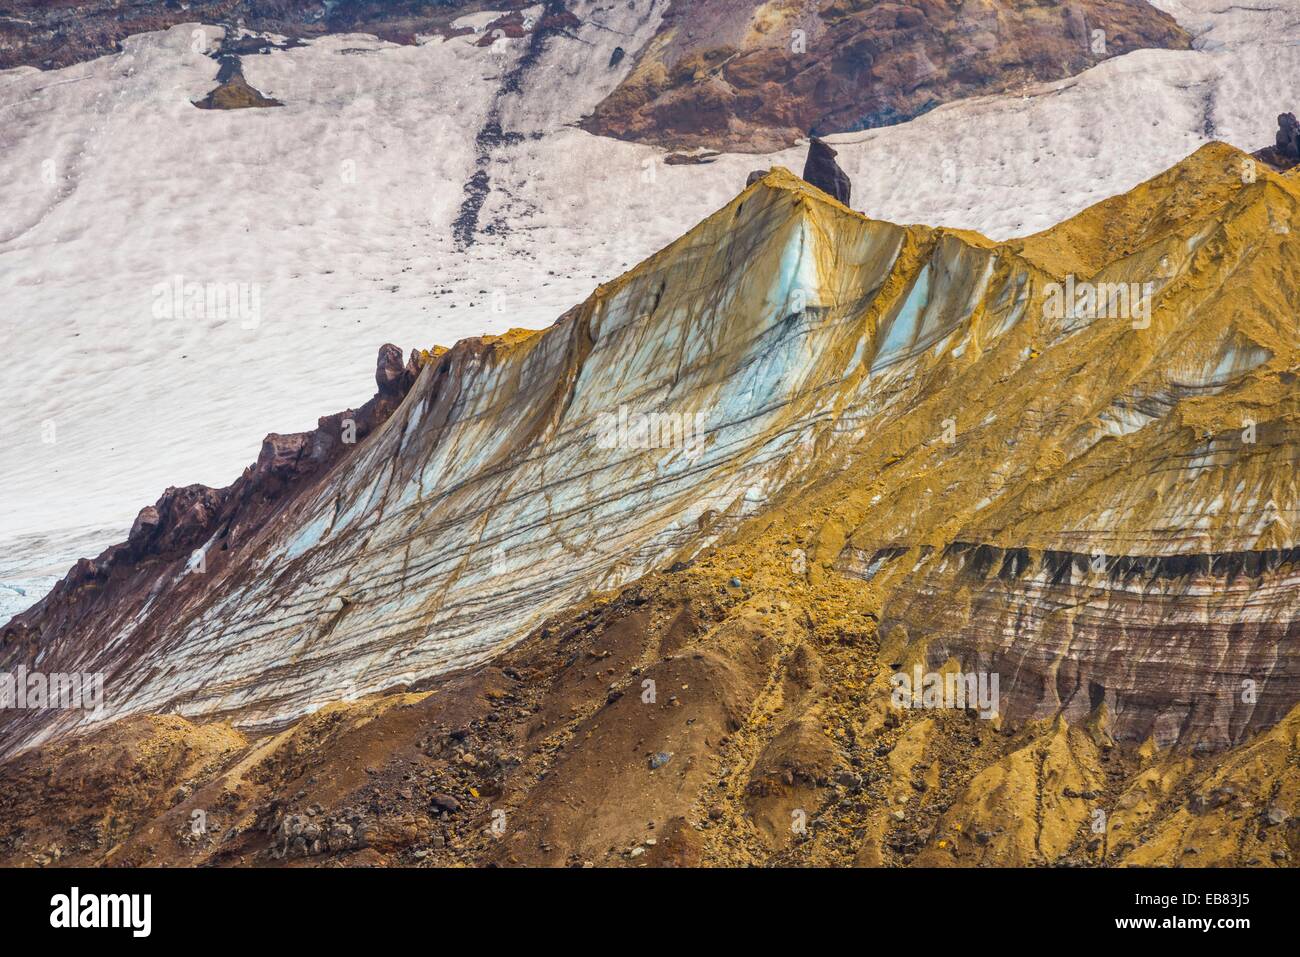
[376,342,409,397]
[0,343,425,727]
[1254,113,1300,170]
[801,138,851,206]
[128,507,160,548]
[1277,113,1300,161]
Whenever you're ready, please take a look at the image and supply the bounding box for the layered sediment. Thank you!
[3,141,1299,866]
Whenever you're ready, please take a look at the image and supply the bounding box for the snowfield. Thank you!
[2,0,1299,620]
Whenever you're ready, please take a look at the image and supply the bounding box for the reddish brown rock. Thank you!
[375,342,410,397]
[0,344,425,665]
[584,0,1190,152]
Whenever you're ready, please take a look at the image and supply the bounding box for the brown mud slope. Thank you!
[584,0,1190,152]
[3,143,1300,866]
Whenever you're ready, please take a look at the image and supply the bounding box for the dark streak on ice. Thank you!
[453,1,576,249]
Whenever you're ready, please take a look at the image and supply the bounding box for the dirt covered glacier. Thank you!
[2,144,1299,867]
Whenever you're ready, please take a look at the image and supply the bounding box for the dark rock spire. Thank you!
[801,136,852,206]
[1276,113,1300,163]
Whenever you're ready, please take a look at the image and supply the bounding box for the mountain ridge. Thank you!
[5,139,1298,745]
[2,141,1298,867]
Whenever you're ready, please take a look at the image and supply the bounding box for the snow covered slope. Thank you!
[2,1,1299,618]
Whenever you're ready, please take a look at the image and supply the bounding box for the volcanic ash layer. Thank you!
[2,142,1299,867]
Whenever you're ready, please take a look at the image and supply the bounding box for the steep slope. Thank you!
[6,140,1300,750]
[5,166,920,753]
[584,0,1189,151]
[4,2,1296,631]
[2,143,1299,867]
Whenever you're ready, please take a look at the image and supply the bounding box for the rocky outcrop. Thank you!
[584,0,1190,152]
[1255,112,1300,171]
[801,137,851,205]
[0,344,425,723]
[192,56,283,110]
[1278,113,1300,162]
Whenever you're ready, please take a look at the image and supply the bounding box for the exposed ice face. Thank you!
[8,123,1300,757]
[2,175,1010,748]
[4,2,1298,620]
